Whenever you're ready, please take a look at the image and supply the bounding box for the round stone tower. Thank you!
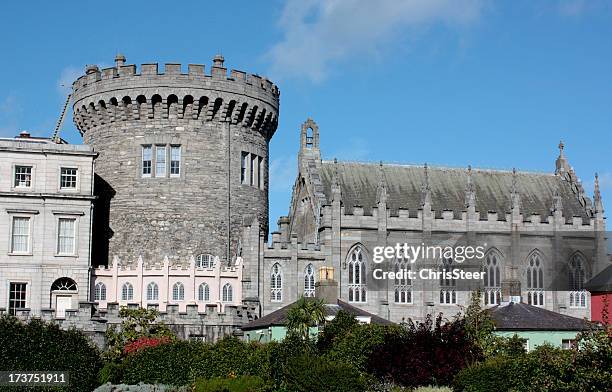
[72,54,279,265]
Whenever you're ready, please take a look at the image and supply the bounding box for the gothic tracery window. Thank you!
[569,254,587,308]
[348,246,367,303]
[439,258,457,304]
[484,251,501,305]
[304,264,315,297]
[271,263,283,302]
[394,258,412,304]
[527,252,544,306]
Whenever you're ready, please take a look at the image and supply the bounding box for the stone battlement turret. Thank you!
[73,55,279,138]
[72,54,279,266]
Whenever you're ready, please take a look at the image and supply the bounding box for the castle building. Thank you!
[0,132,96,317]
[242,119,608,323]
[2,54,607,344]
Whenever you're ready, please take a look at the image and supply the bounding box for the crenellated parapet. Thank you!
[72,55,279,139]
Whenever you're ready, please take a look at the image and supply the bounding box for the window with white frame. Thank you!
[198,283,210,302]
[9,282,27,315]
[271,263,282,302]
[11,216,31,253]
[170,145,181,176]
[94,282,106,301]
[57,218,76,255]
[394,258,412,304]
[172,282,185,301]
[60,167,78,189]
[484,251,502,305]
[147,282,159,301]
[250,154,257,186]
[14,166,32,188]
[142,145,152,177]
[155,145,167,177]
[527,252,544,306]
[121,283,134,301]
[348,246,367,303]
[304,264,315,297]
[222,283,233,302]
[569,254,587,308]
[196,254,215,269]
[440,257,457,305]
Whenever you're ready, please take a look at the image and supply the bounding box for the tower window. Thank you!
[170,146,181,176]
[155,145,167,177]
[142,145,152,177]
[241,152,248,184]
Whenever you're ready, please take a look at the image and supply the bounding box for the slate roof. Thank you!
[488,302,592,331]
[585,264,612,293]
[241,299,393,331]
[318,161,591,222]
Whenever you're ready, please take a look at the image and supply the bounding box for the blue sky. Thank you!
[0,0,610,231]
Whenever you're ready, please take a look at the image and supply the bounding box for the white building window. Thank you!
[271,263,282,302]
[222,283,233,302]
[170,146,181,176]
[14,166,32,188]
[304,264,315,297]
[527,252,544,306]
[155,145,166,177]
[196,254,215,269]
[569,254,587,308]
[60,167,78,189]
[198,283,210,302]
[250,154,257,186]
[440,258,457,305]
[94,282,106,301]
[484,251,501,306]
[9,282,27,315]
[142,145,152,177]
[394,258,412,304]
[147,282,159,301]
[121,283,134,301]
[348,246,367,303]
[57,218,76,255]
[172,282,185,301]
[11,216,31,253]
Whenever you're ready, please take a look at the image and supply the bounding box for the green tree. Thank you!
[317,310,359,353]
[104,306,175,361]
[461,290,497,357]
[285,297,326,341]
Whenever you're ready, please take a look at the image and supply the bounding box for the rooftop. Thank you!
[488,302,593,331]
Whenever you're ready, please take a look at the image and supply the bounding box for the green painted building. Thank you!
[488,302,593,351]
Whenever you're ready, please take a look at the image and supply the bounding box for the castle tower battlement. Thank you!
[72,55,279,266]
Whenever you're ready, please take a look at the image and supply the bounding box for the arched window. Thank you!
[304,264,315,297]
[527,252,544,306]
[198,283,210,302]
[271,263,282,302]
[94,282,106,301]
[222,283,233,302]
[196,254,215,269]
[439,258,457,305]
[147,282,159,301]
[394,258,412,304]
[569,254,587,308]
[121,283,133,301]
[348,246,367,303]
[51,277,78,292]
[484,251,502,305]
[172,282,185,301]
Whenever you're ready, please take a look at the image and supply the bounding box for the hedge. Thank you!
[0,315,102,392]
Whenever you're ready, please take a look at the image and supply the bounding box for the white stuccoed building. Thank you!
[0,131,96,317]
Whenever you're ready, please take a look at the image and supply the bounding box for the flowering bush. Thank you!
[123,336,172,355]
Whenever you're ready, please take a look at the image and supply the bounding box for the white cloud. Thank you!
[265,0,484,82]
[270,155,298,192]
[57,66,82,95]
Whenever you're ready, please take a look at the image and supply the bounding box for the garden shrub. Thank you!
[282,353,366,392]
[367,314,480,388]
[325,323,393,371]
[194,375,267,392]
[94,383,190,391]
[452,356,513,392]
[317,310,359,353]
[0,315,102,392]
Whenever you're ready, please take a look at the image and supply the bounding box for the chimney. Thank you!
[114,53,126,67]
[315,266,338,305]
